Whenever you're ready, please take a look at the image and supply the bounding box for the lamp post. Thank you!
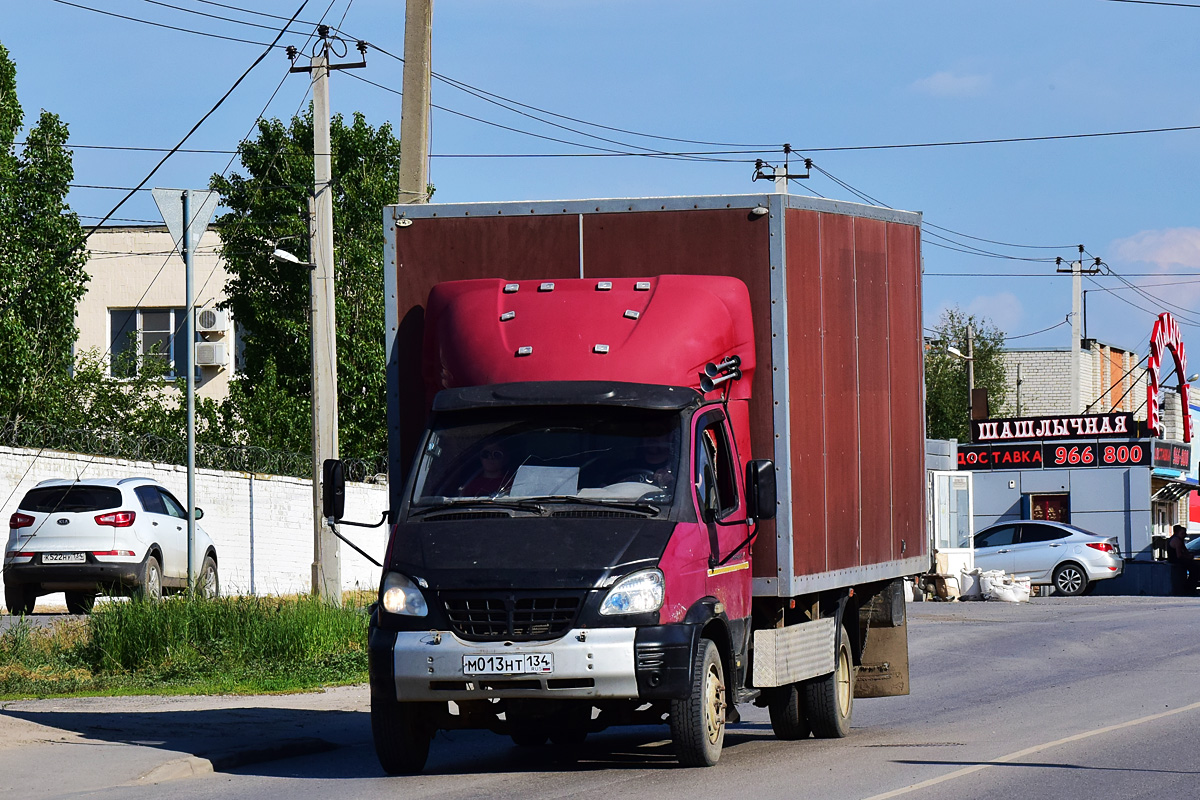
[272,246,341,604]
[946,324,976,441]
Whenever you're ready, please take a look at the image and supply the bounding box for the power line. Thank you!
[1007,317,1071,340]
[48,0,287,48]
[85,0,314,234]
[343,71,761,164]
[795,124,1200,153]
[1103,0,1200,8]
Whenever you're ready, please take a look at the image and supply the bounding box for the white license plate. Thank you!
[462,653,553,675]
[43,552,86,564]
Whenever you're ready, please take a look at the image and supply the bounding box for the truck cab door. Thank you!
[692,410,752,622]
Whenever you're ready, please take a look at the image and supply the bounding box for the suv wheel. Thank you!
[138,556,163,601]
[4,583,36,616]
[66,592,97,615]
[196,556,219,599]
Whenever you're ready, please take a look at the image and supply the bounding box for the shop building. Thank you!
[961,313,1195,594]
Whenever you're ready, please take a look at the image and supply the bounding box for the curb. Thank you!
[136,737,339,784]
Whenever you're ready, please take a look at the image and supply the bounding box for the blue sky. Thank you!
[6,0,1200,355]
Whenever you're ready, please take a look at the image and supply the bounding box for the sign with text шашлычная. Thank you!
[970,412,1135,443]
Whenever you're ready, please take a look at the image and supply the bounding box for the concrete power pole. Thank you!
[310,52,340,604]
[288,33,366,604]
[1070,253,1082,414]
[398,0,433,203]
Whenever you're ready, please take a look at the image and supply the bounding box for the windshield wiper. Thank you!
[407,498,548,518]
[529,496,661,516]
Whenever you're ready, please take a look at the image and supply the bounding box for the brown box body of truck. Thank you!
[384,193,928,597]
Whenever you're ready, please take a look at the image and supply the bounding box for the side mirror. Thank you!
[322,459,346,521]
[193,507,204,521]
[745,459,776,520]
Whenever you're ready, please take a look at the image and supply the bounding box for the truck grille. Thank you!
[442,592,583,641]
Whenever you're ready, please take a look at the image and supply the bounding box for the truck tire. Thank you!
[4,583,36,616]
[670,637,726,767]
[767,683,811,740]
[805,624,854,738]
[371,694,433,775]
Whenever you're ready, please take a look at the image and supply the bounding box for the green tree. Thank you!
[0,41,88,425]
[925,307,1008,441]
[210,110,399,459]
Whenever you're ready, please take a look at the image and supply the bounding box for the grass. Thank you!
[0,594,370,699]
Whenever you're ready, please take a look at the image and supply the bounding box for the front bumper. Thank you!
[369,623,699,702]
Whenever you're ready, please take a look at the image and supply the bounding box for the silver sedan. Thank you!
[972,520,1123,596]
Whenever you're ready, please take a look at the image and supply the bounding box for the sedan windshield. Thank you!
[410,406,683,508]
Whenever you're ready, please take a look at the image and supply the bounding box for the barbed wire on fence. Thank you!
[0,421,388,484]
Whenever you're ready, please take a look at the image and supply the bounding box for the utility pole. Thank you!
[1070,248,1082,414]
[1057,245,1102,415]
[288,31,366,604]
[966,324,975,434]
[398,0,433,203]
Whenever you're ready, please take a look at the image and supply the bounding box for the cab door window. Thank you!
[695,415,739,520]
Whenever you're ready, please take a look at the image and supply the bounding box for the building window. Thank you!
[110,307,192,379]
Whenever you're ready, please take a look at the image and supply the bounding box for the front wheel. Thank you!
[1053,563,1089,596]
[4,583,36,615]
[805,624,855,738]
[670,637,726,767]
[195,556,219,599]
[371,694,433,775]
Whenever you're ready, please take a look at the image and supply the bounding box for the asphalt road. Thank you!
[2,596,1198,800]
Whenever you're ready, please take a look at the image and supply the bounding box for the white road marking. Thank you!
[859,699,1200,800]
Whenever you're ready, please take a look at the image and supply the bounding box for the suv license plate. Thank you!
[462,653,553,675]
[43,552,86,564]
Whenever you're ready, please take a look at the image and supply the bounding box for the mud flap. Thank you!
[854,579,910,698]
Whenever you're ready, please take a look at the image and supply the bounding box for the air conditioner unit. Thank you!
[194,341,227,368]
[195,306,227,334]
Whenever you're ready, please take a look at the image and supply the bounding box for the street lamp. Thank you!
[272,246,340,603]
[944,326,977,441]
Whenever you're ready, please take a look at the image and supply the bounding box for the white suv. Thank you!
[4,477,219,615]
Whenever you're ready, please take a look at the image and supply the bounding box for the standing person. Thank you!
[1167,524,1195,596]
[460,445,514,496]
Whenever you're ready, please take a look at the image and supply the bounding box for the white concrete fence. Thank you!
[1,445,389,609]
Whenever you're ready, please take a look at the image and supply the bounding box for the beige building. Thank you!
[77,226,234,402]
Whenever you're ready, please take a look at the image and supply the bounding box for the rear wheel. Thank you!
[1053,563,1088,596]
[137,556,163,601]
[805,624,855,738]
[670,637,726,767]
[371,694,433,775]
[65,592,96,615]
[767,683,811,740]
[4,583,36,616]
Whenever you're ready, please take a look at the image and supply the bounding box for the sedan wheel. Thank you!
[1053,562,1088,596]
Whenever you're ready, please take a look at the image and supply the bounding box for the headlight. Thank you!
[380,571,428,617]
[600,569,664,616]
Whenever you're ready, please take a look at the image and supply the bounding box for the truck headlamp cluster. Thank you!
[380,571,429,617]
[599,569,665,616]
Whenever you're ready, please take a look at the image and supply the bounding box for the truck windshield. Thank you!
[410,406,683,508]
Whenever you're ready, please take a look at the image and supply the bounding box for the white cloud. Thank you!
[1110,228,1200,270]
[965,292,1024,333]
[910,71,990,98]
